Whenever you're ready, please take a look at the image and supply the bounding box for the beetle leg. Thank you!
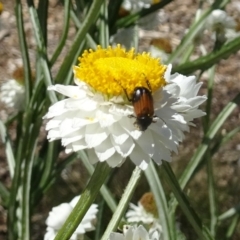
[141,73,152,93]
[153,115,167,125]
[114,79,133,102]
[146,79,152,93]
[128,114,136,119]
[122,87,133,102]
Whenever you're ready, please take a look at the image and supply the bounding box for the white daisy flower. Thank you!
[149,38,172,64]
[0,79,25,110]
[109,225,161,240]
[126,192,157,224]
[121,0,156,12]
[111,27,137,49]
[112,0,165,49]
[44,195,98,240]
[126,202,156,224]
[206,9,236,42]
[44,45,206,170]
[126,192,162,236]
[0,67,26,111]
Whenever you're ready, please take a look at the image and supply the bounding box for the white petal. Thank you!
[94,137,116,161]
[109,233,125,240]
[44,227,56,240]
[130,144,151,170]
[85,123,109,148]
[65,98,98,111]
[47,129,61,141]
[113,136,135,157]
[109,123,130,145]
[43,99,69,118]
[106,152,126,167]
[96,109,119,128]
[46,203,72,229]
[152,132,172,163]
[136,130,155,157]
[48,84,87,99]
[71,139,88,151]
[133,225,149,240]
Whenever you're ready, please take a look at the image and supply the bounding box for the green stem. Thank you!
[70,10,97,49]
[15,0,32,105]
[167,0,229,64]
[0,120,15,178]
[204,66,217,236]
[55,0,105,84]
[204,66,215,132]
[179,92,240,189]
[80,151,117,212]
[173,36,240,75]
[218,203,240,221]
[226,215,240,239]
[99,0,109,48]
[50,0,70,65]
[206,149,217,237]
[101,166,142,240]
[162,162,213,240]
[145,161,172,240]
[54,162,111,240]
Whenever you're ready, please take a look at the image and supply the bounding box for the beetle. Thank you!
[122,80,156,131]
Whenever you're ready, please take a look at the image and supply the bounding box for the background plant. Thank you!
[0,0,240,239]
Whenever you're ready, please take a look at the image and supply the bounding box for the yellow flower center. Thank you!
[140,192,158,218]
[0,2,3,15]
[12,67,35,86]
[74,45,167,98]
[150,38,172,54]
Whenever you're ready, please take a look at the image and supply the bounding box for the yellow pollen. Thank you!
[150,38,172,54]
[140,192,158,218]
[12,67,35,86]
[74,45,167,98]
[87,117,95,122]
[0,2,3,15]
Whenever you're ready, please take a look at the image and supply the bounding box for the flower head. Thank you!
[126,192,162,237]
[149,38,172,63]
[44,45,206,170]
[206,9,236,42]
[206,9,236,32]
[0,67,26,111]
[109,225,162,240]
[44,195,98,240]
[126,192,158,224]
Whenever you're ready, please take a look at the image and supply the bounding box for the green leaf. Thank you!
[145,161,173,240]
[101,166,142,240]
[54,162,111,240]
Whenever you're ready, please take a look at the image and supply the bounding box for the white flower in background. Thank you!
[0,67,26,111]
[126,202,156,224]
[149,38,172,64]
[121,0,156,11]
[44,195,98,240]
[0,79,25,110]
[138,10,165,31]
[44,45,206,170]
[111,27,137,49]
[111,0,166,48]
[126,192,162,236]
[109,225,161,240]
[206,9,236,42]
[120,0,165,30]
